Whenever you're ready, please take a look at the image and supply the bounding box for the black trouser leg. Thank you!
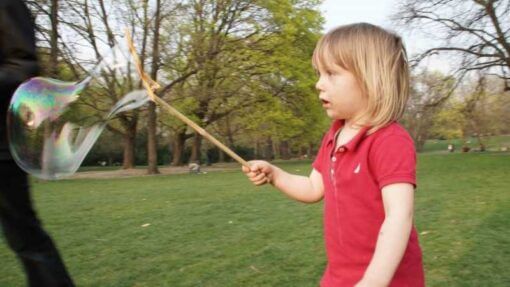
[0,160,74,287]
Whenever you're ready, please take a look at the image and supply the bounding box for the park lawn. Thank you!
[1,153,509,286]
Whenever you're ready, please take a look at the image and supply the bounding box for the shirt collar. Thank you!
[327,120,371,152]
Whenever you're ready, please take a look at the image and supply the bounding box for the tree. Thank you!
[394,0,510,91]
[178,0,278,163]
[401,70,458,151]
[428,100,466,140]
[49,0,59,76]
[168,0,325,163]
[27,0,326,167]
[142,0,193,172]
[147,0,162,174]
[426,75,510,149]
[459,75,510,149]
[34,0,153,169]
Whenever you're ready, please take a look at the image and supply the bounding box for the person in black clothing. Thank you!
[0,0,74,286]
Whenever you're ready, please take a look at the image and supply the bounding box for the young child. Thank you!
[242,23,424,287]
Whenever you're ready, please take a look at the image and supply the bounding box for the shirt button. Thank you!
[338,147,345,152]
[331,156,337,162]
[330,169,334,174]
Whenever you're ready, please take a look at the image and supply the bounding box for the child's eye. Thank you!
[314,69,334,77]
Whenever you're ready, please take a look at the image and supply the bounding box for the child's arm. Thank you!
[242,160,324,203]
[355,183,415,287]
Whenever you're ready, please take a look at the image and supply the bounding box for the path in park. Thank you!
[70,163,240,179]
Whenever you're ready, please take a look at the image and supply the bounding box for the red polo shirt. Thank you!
[313,120,424,287]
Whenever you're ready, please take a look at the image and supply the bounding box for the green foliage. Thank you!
[401,70,457,150]
[155,0,328,160]
[32,0,329,164]
[429,100,466,140]
[231,0,327,151]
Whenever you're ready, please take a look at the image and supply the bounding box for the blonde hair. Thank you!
[312,23,409,134]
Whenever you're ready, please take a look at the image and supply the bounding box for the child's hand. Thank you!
[242,160,274,186]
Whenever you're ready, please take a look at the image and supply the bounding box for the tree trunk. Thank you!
[412,120,428,152]
[264,137,273,160]
[147,0,162,174]
[272,140,279,160]
[190,133,202,163]
[50,0,59,76]
[254,140,262,158]
[147,102,159,173]
[279,140,291,160]
[42,0,59,176]
[218,148,225,162]
[171,132,185,166]
[308,143,314,158]
[225,116,235,147]
[122,131,136,169]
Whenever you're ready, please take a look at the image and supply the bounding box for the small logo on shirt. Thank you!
[354,163,361,174]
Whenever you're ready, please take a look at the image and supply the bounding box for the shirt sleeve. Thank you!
[369,134,417,190]
[312,133,329,174]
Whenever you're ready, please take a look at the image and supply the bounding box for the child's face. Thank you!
[315,63,366,121]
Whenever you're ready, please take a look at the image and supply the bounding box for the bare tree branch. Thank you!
[394,0,510,91]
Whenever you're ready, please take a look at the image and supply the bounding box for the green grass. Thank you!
[1,155,509,286]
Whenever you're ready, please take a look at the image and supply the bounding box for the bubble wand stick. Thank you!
[124,30,251,169]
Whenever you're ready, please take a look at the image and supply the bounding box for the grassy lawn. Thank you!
[1,153,509,286]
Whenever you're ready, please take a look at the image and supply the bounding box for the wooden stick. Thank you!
[124,30,251,168]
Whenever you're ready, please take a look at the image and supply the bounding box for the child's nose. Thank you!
[315,78,325,92]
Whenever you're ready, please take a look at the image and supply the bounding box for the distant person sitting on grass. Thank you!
[243,23,424,287]
[188,162,201,174]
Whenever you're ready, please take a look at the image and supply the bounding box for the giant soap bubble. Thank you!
[7,39,150,180]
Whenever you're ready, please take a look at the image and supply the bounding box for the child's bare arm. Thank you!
[355,183,415,287]
[242,160,324,203]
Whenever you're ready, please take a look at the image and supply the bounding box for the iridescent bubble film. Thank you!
[7,40,149,180]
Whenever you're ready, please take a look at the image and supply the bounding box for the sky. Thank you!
[321,0,395,31]
[319,0,449,72]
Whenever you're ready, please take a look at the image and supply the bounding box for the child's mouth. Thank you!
[321,99,330,106]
